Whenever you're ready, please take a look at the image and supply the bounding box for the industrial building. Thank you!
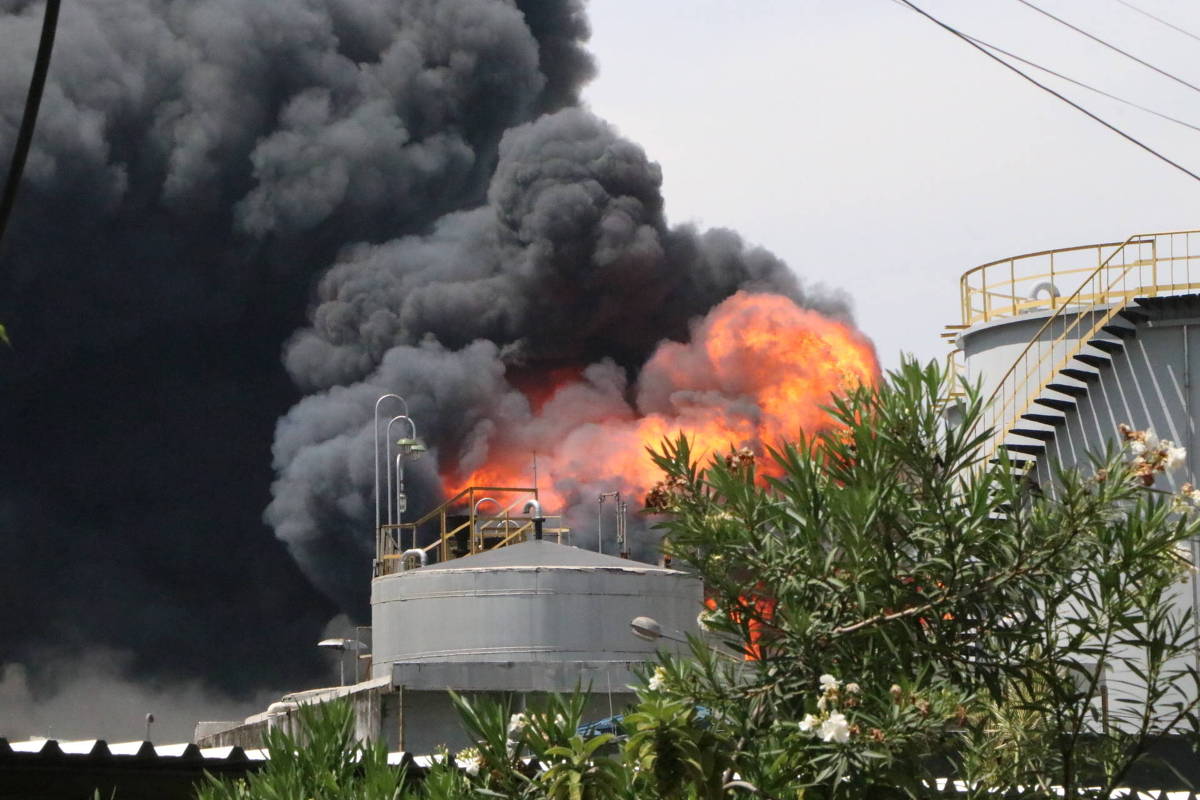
[196,412,702,752]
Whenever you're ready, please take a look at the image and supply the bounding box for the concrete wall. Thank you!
[396,688,633,754]
[197,679,640,755]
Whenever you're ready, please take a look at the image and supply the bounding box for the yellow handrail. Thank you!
[978,234,1147,425]
[957,229,1200,466]
[374,484,572,575]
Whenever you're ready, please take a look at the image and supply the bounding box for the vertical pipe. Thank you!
[400,455,410,525]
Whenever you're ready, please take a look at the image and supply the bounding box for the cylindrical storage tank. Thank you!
[960,306,1099,402]
[370,539,703,679]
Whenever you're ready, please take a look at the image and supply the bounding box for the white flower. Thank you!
[816,695,828,712]
[798,714,820,734]
[554,713,566,727]
[819,712,852,744]
[1166,446,1187,471]
[507,712,528,737]
[819,674,841,692]
[697,609,720,632]
[844,682,861,695]
[1145,431,1161,450]
[457,748,483,776]
[1131,441,1147,456]
[648,667,667,691]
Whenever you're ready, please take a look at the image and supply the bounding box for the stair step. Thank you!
[991,456,1032,469]
[1118,307,1149,325]
[1035,395,1076,412]
[1060,367,1100,383]
[1045,382,1087,397]
[1101,322,1137,339]
[1004,442,1046,456]
[1009,427,1056,442]
[1021,412,1065,427]
[1087,338,1125,354]
[1074,352,1111,369]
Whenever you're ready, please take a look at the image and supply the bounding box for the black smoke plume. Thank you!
[0,0,592,718]
[0,0,858,731]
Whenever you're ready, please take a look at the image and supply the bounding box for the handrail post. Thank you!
[1049,252,1056,310]
[1009,260,1015,316]
[1152,237,1158,293]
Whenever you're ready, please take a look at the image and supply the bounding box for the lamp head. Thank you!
[630,616,662,642]
[318,638,367,651]
[396,437,427,456]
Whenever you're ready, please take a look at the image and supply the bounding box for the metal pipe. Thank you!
[524,498,544,541]
[395,453,407,526]
[473,497,498,551]
[400,548,427,569]
[597,491,619,554]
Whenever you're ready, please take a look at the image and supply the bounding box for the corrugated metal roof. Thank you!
[417,539,683,573]
[0,737,267,764]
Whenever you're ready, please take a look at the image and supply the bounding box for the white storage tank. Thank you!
[370,538,703,688]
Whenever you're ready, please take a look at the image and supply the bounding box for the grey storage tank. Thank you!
[371,538,702,686]
[369,538,702,752]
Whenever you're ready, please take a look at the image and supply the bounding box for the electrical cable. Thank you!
[1012,0,1200,96]
[892,0,1200,183]
[0,0,62,254]
[1114,0,1200,46]
[965,33,1200,134]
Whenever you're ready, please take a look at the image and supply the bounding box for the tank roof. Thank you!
[415,539,682,573]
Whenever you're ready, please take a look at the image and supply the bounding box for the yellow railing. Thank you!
[956,229,1200,463]
[375,486,569,576]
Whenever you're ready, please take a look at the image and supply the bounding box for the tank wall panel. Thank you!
[370,567,702,677]
[961,310,1092,401]
[972,314,1200,720]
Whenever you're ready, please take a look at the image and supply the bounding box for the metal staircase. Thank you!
[948,230,1200,473]
[994,303,1145,468]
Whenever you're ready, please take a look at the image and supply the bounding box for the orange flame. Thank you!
[442,291,879,510]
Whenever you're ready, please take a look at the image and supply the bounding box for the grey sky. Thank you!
[582,0,1200,369]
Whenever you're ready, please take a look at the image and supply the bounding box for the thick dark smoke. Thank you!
[268,108,854,610]
[0,0,592,721]
[1,0,859,734]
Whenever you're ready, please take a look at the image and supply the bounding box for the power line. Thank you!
[1012,0,1200,96]
[1114,0,1200,46]
[0,0,62,252]
[891,0,1200,184]
[965,33,1200,134]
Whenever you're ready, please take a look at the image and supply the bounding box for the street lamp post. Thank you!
[375,395,409,541]
[318,638,367,687]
